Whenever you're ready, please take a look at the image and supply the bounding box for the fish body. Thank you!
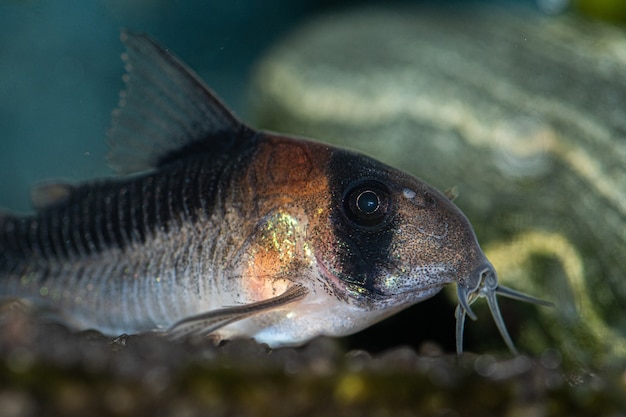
[0,32,548,351]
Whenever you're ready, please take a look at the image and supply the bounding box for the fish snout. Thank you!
[455,261,515,355]
[456,263,495,320]
[455,260,554,356]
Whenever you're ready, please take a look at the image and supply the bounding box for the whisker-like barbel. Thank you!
[455,267,554,356]
[495,285,555,308]
[455,304,468,356]
[457,285,478,321]
[485,288,518,355]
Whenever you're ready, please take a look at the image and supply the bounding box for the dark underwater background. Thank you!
[1,1,626,415]
[0,0,568,213]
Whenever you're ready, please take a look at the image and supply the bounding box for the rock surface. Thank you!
[250,4,626,370]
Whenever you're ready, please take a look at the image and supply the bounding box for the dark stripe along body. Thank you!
[1,150,247,262]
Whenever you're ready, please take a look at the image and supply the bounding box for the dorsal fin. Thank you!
[107,31,251,174]
[31,182,75,211]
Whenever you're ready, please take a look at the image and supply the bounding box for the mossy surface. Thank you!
[1,315,624,417]
[575,0,626,23]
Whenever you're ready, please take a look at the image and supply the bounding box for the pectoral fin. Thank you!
[167,284,308,341]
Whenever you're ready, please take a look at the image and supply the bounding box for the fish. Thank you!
[0,31,551,354]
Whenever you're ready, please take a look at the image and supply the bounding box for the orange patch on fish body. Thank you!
[238,137,330,302]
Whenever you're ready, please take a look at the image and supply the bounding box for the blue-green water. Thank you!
[0,0,550,213]
[0,0,315,212]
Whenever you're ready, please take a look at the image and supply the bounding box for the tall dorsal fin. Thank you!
[107,31,251,174]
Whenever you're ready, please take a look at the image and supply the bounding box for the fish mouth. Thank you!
[455,264,554,356]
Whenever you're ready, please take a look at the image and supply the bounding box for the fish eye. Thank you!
[356,190,379,214]
[343,180,391,228]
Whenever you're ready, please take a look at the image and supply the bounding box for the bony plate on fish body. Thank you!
[0,32,550,354]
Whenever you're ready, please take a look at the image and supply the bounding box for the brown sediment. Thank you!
[0,315,624,417]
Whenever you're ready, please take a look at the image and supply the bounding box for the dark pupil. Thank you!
[357,190,379,214]
[342,180,391,228]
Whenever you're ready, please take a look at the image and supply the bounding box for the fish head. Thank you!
[244,136,550,351]
[310,147,531,353]
[315,148,488,307]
